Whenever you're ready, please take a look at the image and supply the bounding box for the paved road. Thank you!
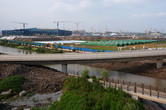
[0,50,166,65]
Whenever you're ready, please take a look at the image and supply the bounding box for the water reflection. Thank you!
[0,45,166,89]
[0,45,36,55]
[46,64,166,89]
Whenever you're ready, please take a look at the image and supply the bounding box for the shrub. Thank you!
[101,69,109,81]
[32,48,38,51]
[35,48,47,53]
[72,49,76,52]
[49,77,145,110]
[17,46,24,49]
[0,75,25,94]
[0,40,8,45]
[81,68,90,79]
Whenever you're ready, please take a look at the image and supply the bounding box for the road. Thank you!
[0,49,166,65]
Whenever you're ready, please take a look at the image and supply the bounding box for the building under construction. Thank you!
[2,28,72,36]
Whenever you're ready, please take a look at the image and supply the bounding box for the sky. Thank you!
[0,0,166,32]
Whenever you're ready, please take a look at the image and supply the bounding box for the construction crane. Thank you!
[53,21,73,30]
[13,22,28,29]
[53,21,73,36]
[75,21,83,31]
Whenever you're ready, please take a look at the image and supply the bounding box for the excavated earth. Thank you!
[0,64,67,93]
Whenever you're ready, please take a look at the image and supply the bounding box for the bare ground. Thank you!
[0,64,67,93]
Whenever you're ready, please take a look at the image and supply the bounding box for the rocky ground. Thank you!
[0,63,166,110]
[0,64,67,93]
[85,60,166,79]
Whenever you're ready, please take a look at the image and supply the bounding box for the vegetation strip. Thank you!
[0,39,115,53]
[49,75,145,110]
[0,40,63,54]
[47,69,145,110]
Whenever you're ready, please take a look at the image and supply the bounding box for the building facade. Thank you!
[2,28,72,36]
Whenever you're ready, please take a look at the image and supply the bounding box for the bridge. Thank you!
[1,49,166,104]
[0,49,166,73]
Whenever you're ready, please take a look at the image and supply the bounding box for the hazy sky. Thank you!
[0,0,166,32]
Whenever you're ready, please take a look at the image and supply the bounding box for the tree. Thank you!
[72,49,76,52]
[82,68,90,79]
[101,69,109,81]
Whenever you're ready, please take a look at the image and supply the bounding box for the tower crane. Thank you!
[75,21,83,31]
[53,21,73,30]
[53,21,73,36]
[13,22,28,29]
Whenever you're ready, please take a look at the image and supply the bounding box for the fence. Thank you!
[100,78,166,99]
[68,74,166,104]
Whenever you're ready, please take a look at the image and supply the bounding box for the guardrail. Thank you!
[68,74,166,103]
[100,79,166,99]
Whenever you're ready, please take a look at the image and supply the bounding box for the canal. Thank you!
[0,45,166,89]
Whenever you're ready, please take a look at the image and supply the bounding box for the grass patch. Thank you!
[155,41,166,44]
[0,75,25,101]
[0,75,25,94]
[26,92,35,98]
[32,108,47,110]
[0,94,12,101]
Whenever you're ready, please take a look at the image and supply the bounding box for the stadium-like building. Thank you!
[2,28,72,36]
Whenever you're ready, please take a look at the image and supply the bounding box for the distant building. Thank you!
[2,28,72,36]
[0,30,2,36]
[72,30,85,36]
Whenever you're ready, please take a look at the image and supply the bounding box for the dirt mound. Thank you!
[0,64,67,93]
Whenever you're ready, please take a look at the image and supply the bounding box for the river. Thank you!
[0,45,36,55]
[0,45,166,89]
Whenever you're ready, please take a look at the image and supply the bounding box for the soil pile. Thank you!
[0,64,67,93]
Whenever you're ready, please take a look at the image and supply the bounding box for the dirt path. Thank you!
[0,64,67,93]
[85,60,166,79]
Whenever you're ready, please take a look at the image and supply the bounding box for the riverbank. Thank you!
[0,64,67,109]
[0,64,67,93]
[0,39,64,54]
[0,64,165,110]
[85,60,166,79]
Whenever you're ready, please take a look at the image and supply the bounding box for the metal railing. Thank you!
[100,79,166,99]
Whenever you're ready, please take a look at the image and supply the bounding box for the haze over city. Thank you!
[0,0,166,32]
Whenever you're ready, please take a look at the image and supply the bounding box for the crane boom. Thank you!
[53,21,73,30]
[13,22,28,29]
